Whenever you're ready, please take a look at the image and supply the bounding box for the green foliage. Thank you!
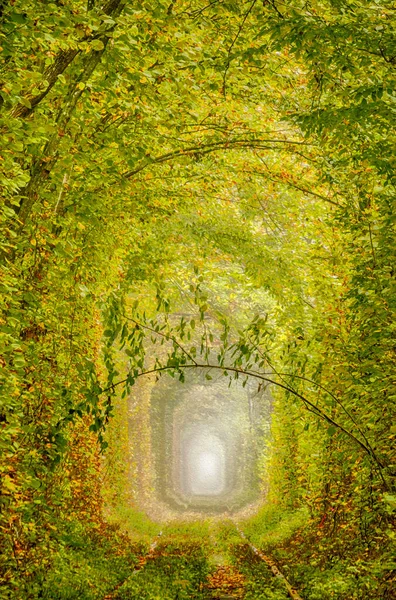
[243,506,309,550]
[40,525,144,600]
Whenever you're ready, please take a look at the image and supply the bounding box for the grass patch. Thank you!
[242,504,309,549]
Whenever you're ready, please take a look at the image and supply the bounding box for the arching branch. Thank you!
[102,362,385,472]
[122,137,311,179]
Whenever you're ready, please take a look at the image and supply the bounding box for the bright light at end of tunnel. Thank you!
[197,451,219,480]
[189,446,225,496]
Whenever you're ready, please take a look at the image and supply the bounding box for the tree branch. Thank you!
[222,0,257,96]
[10,0,124,119]
[122,137,311,179]
[101,362,385,470]
[125,318,198,366]
[245,169,340,207]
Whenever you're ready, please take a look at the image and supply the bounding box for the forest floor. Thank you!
[103,521,294,600]
[22,512,394,599]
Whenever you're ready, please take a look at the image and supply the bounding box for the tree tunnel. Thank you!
[141,371,273,516]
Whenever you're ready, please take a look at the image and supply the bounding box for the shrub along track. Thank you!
[102,522,303,600]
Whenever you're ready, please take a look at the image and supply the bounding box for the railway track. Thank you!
[102,523,304,600]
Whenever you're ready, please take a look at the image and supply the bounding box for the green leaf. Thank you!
[10,12,26,24]
[90,39,105,51]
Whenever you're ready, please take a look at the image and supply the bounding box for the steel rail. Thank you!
[235,525,304,600]
[103,531,162,600]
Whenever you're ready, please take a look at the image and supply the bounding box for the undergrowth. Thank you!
[242,505,395,600]
[1,518,146,600]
